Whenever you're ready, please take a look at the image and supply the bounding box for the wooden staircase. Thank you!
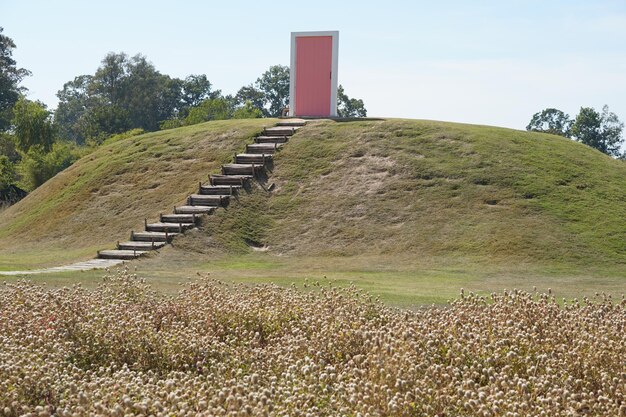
[97,120,305,260]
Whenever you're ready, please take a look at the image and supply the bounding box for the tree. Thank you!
[55,52,209,142]
[0,155,15,188]
[570,105,624,157]
[526,108,572,137]
[184,98,233,125]
[0,27,31,131]
[12,97,54,153]
[54,75,94,144]
[232,101,263,119]
[181,74,216,113]
[337,85,367,118]
[255,65,290,117]
[235,85,267,116]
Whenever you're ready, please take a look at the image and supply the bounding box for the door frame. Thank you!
[289,31,339,117]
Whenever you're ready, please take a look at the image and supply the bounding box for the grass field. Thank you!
[1,118,624,306]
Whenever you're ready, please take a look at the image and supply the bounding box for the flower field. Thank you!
[0,270,624,416]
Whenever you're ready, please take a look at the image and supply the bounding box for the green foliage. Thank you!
[526,108,572,137]
[337,85,367,118]
[232,101,263,119]
[184,98,232,125]
[54,53,216,143]
[254,65,290,117]
[0,132,19,162]
[235,85,267,116]
[0,155,15,188]
[81,104,132,145]
[571,105,624,157]
[0,27,31,131]
[17,141,81,190]
[11,96,54,152]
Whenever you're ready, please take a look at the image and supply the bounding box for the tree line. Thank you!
[0,27,367,202]
[526,106,625,158]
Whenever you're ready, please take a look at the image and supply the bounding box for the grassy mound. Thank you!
[0,118,624,303]
[1,272,623,415]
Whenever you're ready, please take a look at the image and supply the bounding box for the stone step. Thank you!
[209,174,252,186]
[276,120,306,127]
[145,222,194,233]
[161,213,198,223]
[98,249,147,260]
[199,184,241,195]
[255,135,289,144]
[263,126,299,136]
[117,241,166,251]
[188,194,229,207]
[235,153,272,165]
[221,163,259,176]
[131,231,178,242]
[174,205,215,215]
[246,143,282,154]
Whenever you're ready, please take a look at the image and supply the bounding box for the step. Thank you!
[188,194,229,207]
[174,205,216,215]
[263,126,299,136]
[246,143,282,154]
[255,135,289,144]
[209,174,252,186]
[145,222,194,233]
[98,249,147,260]
[131,231,178,242]
[235,153,272,165]
[221,163,259,176]
[161,213,199,223]
[117,241,166,251]
[199,184,241,195]
[276,120,306,127]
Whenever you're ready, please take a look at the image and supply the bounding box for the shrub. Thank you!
[17,141,82,190]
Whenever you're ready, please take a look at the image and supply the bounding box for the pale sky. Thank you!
[2,0,626,132]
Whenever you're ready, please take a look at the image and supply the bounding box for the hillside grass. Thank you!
[0,118,624,306]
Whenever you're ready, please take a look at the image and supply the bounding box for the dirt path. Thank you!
[0,259,124,276]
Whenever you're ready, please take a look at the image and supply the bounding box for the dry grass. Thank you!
[0,270,624,416]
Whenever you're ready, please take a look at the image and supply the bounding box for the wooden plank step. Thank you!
[161,213,198,223]
[188,194,229,207]
[276,120,306,127]
[263,126,298,136]
[235,153,272,165]
[174,205,215,215]
[199,184,240,195]
[221,163,258,176]
[246,143,282,154]
[255,135,289,144]
[98,249,147,260]
[117,241,166,251]
[209,174,252,186]
[145,222,194,233]
[131,231,178,242]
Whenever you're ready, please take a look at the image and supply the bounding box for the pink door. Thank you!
[295,36,332,116]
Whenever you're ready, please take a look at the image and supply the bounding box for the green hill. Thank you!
[1,118,624,304]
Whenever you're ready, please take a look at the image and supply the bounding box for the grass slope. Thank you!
[196,119,625,266]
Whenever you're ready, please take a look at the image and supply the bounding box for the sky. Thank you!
[2,0,626,133]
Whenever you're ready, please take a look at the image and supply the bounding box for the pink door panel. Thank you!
[295,36,332,116]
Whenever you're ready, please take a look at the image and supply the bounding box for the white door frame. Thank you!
[289,31,339,117]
